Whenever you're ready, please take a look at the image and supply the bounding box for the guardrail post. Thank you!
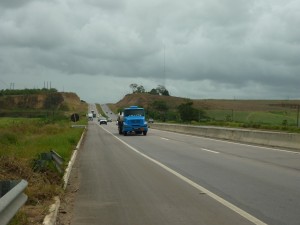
[50,150,64,174]
[0,179,28,225]
[33,150,65,173]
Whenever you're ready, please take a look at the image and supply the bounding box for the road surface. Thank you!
[67,107,300,225]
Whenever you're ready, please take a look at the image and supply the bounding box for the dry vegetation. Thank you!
[0,92,87,224]
[109,93,300,131]
[0,156,62,224]
[110,93,300,112]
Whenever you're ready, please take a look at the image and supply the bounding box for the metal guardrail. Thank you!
[0,180,28,225]
[50,150,64,173]
[33,150,65,173]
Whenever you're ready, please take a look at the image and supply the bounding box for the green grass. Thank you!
[0,116,87,224]
[170,109,300,133]
[207,110,298,126]
[0,117,85,160]
[96,104,109,119]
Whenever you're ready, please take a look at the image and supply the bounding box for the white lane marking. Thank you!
[100,126,267,225]
[201,148,219,154]
[159,135,218,154]
[161,137,169,141]
[155,129,300,154]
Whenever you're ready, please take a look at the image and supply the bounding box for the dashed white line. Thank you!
[201,148,220,154]
[155,129,299,154]
[161,137,170,141]
[159,135,219,154]
[100,125,267,225]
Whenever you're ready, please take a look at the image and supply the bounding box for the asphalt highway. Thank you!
[71,112,300,225]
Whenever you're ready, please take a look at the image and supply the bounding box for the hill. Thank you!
[109,93,300,112]
[0,92,87,117]
[109,93,188,112]
[108,93,300,128]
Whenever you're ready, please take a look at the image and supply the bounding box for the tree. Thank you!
[129,83,138,93]
[161,89,170,96]
[136,85,145,93]
[151,100,169,122]
[149,88,159,95]
[129,84,145,93]
[156,85,170,96]
[177,101,199,122]
[152,100,168,111]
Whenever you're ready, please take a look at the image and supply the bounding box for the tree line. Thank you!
[129,84,170,96]
[128,84,207,123]
[0,88,58,96]
[146,100,207,123]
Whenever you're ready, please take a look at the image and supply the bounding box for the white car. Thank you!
[99,118,107,125]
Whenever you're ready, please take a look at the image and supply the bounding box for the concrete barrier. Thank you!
[150,123,300,150]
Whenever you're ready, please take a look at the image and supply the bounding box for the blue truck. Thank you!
[117,106,148,136]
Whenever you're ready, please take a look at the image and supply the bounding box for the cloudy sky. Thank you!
[0,0,299,103]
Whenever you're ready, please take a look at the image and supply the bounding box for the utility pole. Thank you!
[9,83,15,90]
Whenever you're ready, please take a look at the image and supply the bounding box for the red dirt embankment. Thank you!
[0,92,84,110]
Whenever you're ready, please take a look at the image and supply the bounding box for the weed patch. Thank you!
[0,117,86,224]
[0,132,18,145]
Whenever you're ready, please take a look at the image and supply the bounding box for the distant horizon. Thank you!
[1,86,300,104]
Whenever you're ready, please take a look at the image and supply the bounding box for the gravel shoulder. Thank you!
[56,157,80,225]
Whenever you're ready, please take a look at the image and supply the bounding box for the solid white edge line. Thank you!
[99,125,267,225]
[153,128,299,154]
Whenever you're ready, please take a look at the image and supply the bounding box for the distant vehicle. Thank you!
[148,118,154,123]
[90,110,96,118]
[99,118,107,125]
[117,106,148,136]
[88,113,93,121]
[107,118,112,122]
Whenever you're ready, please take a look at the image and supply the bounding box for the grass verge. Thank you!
[0,117,86,224]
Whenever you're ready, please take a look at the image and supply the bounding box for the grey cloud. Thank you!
[0,0,300,102]
[83,0,125,11]
[0,2,72,49]
[0,0,34,9]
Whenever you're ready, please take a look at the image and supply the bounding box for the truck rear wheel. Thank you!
[143,131,147,135]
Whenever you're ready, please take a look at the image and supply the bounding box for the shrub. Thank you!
[0,132,18,145]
